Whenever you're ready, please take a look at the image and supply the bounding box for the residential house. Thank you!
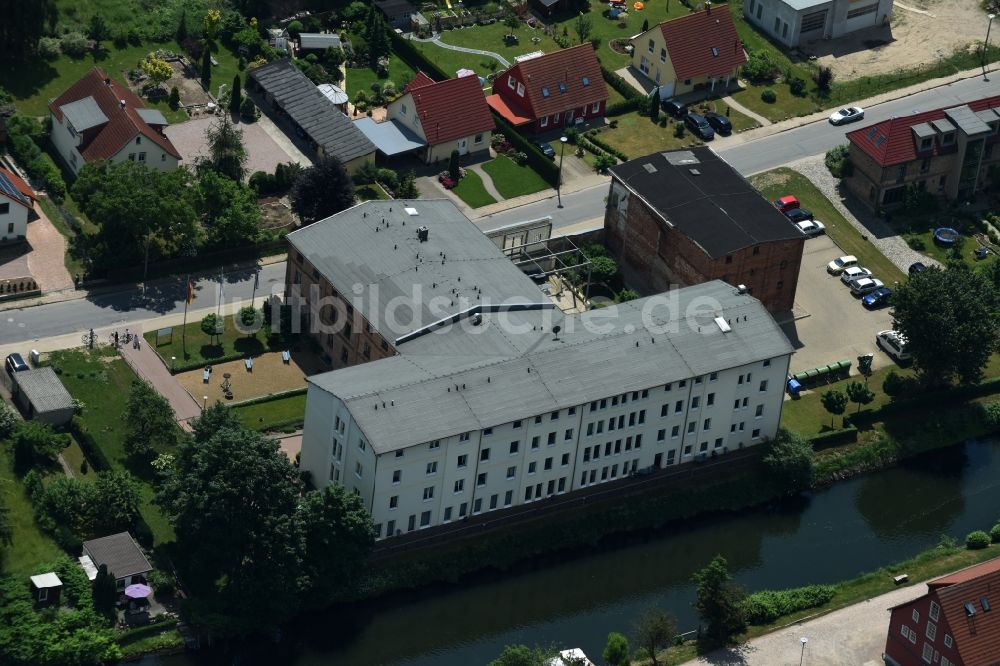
[486,45,608,133]
[247,59,375,173]
[374,0,418,30]
[844,95,1000,210]
[292,199,794,539]
[631,5,748,99]
[884,556,1000,666]
[12,367,76,426]
[48,67,180,174]
[604,147,805,313]
[744,0,894,48]
[0,166,36,244]
[81,532,153,589]
[29,572,62,608]
[376,71,494,163]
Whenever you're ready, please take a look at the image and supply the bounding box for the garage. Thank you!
[799,8,829,39]
[842,0,879,32]
[658,81,676,100]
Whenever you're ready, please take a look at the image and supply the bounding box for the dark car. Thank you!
[662,99,688,119]
[533,141,556,160]
[862,286,893,310]
[908,261,927,275]
[684,112,714,140]
[785,208,814,223]
[5,353,28,377]
[704,112,732,135]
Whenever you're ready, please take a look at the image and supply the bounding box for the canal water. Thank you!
[143,438,1000,666]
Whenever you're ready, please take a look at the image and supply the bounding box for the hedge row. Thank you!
[6,123,68,203]
[68,416,112,472]
[743,585,837,625]
[229,386,308,409]
[850,375,1000,427]
[389,31,448,82]
[600,64,643,102]
[492,114,560,186]
[586,133,629,162]
[807,426,858,450]
[605,98,642,117]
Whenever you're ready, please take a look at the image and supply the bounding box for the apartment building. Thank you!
[844,95,1000,211]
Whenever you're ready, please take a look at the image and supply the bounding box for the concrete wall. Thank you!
[745,0,890,47]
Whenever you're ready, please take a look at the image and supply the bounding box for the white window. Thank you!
[389,495,398,509]
[506,466,516,479]
[457,454,468,468]
[507,75,515,89]
[925,622,936,641]
[921,643,934,664]
[541,116,549,128]
[752,428,761,439]
[401,103,407,115]
[591,101,600,113]
[900,624,910,638]
[929,601,940,621]
[359,438,366,451]
[474,133,483,144]
[459,432,470,442]
[909,628,917,643]
[426,461,437,475]
[138,152,146,162]
[755,405,764,418]
[429,440,440,449]
[392,470,401,484]
[943,634,953,648]
[647,38,654,53]
[516,82,525,97]
[659,47,666,63]
[759,380,768,392]
[355,462,363,478]
[912,609,920,623]
[454,479,464,493]
[423,486,434,501]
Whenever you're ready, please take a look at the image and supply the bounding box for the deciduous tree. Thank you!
[489,644,558,666]
[10,421,68,474]
[298,485,374,602]
[845,381,875,414]
[692,555,747,647]
[141,54,173,89]
[0,0,57,62]
[761,428,814,493]
[633,608,677,666]
[574,14,593,45]
[200,313,223,344]
[820,389,848,427]
[291,157,356,224]
[197,114,247,183]
[122,379,177,458]
[198,171,261,248]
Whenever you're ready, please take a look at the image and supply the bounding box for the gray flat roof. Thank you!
[249,59,375,164]
[931,118,957,134]
[780,0,834,11]
[355,117,426,155]
[944,106,992,135]
[910,122,935,139]
[310,280,792,453]
[60,96,108,132]
[976,108,1000,125]
[82,532,152,580]
[299,33,342,49]
[135,108,168,126]
[14,367,73,413]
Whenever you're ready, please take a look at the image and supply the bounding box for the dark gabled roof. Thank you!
[13,368,73,413]
[496,45,607,120]
[405,72,494,145]
[82,532,152,580]
[846,95,1000,167]
[48,67,180,161]
[657,7,747,81]
[374,0,417,17]
[248,59,375,164]
[609,147,803,258]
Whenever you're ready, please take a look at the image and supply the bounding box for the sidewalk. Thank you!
[117,325,204,429]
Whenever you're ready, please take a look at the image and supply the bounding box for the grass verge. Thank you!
[117,617,184,658]
[450,169,497,208]
[0,446,63,576]
[231,393,307,432]
[481,155,549,199]
[345,53,418,100]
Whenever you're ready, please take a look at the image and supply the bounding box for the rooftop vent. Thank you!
[689,168,701,176]
[642,162,657,174]
[416,226,429,242]
[714,316,731,333]
[737,284,747,294]
[405,207,419,216]
[104,77,112,85]
[119,99,126,109]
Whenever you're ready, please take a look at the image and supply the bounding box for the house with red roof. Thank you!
[844,95,1000,211]
[48,67,180,175]
[630,5,747,99]
[376,71,495,163]
[486,45,608,134]
[884,556,1000,666]
[0,166,36,245]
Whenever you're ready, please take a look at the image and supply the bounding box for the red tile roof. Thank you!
[405,72,495,145]
[658,7,747,82]
[496,45,607,121]
[485,94,532,126]
[48,67,180,162]
[405,71,437,92]
[847,95,1000,167]
[929,556,1000,590]
[935,564,1000,665]
[0,166,36,209]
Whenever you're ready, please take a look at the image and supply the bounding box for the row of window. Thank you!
[390,451,575,489]
[586,410,646,435]
[580,458,641,486]
[583,436,642,462]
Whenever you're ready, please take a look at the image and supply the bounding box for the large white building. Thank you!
[295,200,794,539]
[744,0,893,48]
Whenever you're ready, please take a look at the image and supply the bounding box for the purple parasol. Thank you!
[124,583,152,599]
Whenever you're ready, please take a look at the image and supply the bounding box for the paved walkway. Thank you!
[723,95,772,127]
[117,324,202,429]
[410,33,511,68]
[682,579,929,666]
[26,209,74,293]
[467,163,504,201]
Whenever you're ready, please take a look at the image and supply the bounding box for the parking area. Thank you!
[782,234,896,375]
[163,116,305,175]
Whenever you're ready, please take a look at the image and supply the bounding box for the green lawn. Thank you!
[750,168,906,285]
[232,393,307,432]
[144,312,297,368]
[781,364,900,434]
[451,169,497,208]
[117,618,185,659]
[730,84,821,123]
[345,53,418,100]
[481,155,549,199]
[436,22,564,62]
[0,448,63,576]
[357,183,390,201]
[894,212,998,272]
[599,111,700,159]
[62,437,96,481]
[411,39,499,83]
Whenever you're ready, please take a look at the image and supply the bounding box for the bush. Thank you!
[982,401,1000,428]
[377,168,399,192]
[38,37,62,60]
[743,585,836,624]
[761,88,777,103]
[883,370,918,399]
[813,66,834,93]
[673,121,685,138]
[600,65,643,101]
[824,144,853,178]
[240,97,258,122]
[905,234,926,251]
[605,98,641,117]
[60,32,89,58]
[992,523,1000,543]
[587,134,628,162]
[511,151,528,166]
[594,154,616,173]
[168,86,180,110]
[966,530,991,549]
[147,569,176,596]
[742,50,777,83]
[789,77,807,96]
[564,127,579,144]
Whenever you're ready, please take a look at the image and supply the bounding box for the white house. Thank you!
[744,0,894,47]
[0,166,35,244]
[48,67,180,175]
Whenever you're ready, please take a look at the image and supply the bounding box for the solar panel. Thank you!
[0,171,28,206]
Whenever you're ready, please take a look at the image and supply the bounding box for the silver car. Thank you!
[840,266,873,285]
[876,330,911,362]
[849,277,885,296]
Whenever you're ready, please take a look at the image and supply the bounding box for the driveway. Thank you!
[164,115,306,176]
[782,234,895,375]
[0,205,74,294]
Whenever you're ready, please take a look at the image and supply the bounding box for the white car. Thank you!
[827,255,859,275]
[876,330,911,362]
[849,277,885,296]
[796,220,826,236]
[829,106,865,125]
[840,266,873,285]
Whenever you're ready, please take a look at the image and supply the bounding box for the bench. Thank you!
[282,351,290,364]
[245,358,253,372]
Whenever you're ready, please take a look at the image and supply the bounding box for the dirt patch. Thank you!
[749,171,791,189]
[174,350,318,403]
[799,0,990,80]
[165,60,214,106]
[259,197,298,231]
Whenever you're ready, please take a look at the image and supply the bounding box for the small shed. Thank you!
[82,532,153,589]
[29,572,62,607]
[12,367,74,426]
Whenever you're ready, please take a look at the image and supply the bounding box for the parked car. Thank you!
[4,353,28,377]
[829,106,865,125]
[534,141,556,160]
[862,287,893,309]
[908,261,927,275]
[796,220,826,236]
[785,208,814,223]
[827,255,859,274]
[773,195,800,213]
[662,99,688,118]
[684,112,715,140]
[876,329,911,363]
[849,277,885,296]
[704,112,732,135]
[839,266,873,285]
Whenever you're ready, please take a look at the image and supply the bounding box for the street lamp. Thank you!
[799,636,808,666]
[556,135,568,209]
[984,13,996,80]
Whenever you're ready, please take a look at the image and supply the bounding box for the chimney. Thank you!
[104,78,112,85]
[706,1,711,12]
[119,99,126,109]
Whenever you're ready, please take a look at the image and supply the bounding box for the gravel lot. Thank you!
[164,115,304,176]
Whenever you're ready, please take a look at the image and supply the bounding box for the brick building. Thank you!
[844,95,1000,211]
[604,147,804,313]
[884,556,1000,666]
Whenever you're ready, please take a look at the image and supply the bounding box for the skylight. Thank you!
[867,127,878,139]
[582,76,590,86]
[965,602,976,616]
[983,597,992,612]
[875,135,886,146]
[559,82,567,93]
[711,47,719,57]
[541,87,550,97]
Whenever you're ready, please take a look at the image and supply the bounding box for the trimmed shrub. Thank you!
[966,530,991,549]
[38,37,62,60]
[991,523,1000,543]
[983,401,1000,428]
[587,134,628,162]
[673,121,685,138]
[789,77,807,96]
[605,98,641,117]
[743,585,836,624]
[824,144,853,178]
[761,88,777,103]
[600,65,643,101]
[60,32,89,58]
[491,113,560,186]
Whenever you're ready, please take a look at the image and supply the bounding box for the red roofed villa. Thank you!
[486,44,608,134]
[630,4,748,99]
[883,556,1000,666]
[48,67,180,174]
[844,95,1000,211]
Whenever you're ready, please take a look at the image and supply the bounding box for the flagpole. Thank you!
[182,274,190,357]
[216,269,224,319]
[251,267,259,310]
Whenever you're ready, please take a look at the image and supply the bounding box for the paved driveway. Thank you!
[782,234,895,375]
[164,116,305,175]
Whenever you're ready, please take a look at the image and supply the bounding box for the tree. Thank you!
[642,18,649,31]
[813,66,833,93]
[489,644,558,666]
[87,14,111,43]
[229,73,242,115]
[122,380,176,458]
[201,313,223,344]
[0,402,17,439]
[201,47,212,89]
[92,470,142,532]
[92,564,117,619]
[820,389,848,427]
[589,255,618,282]
[692,555,747,647]
[176,8,188,43]
[168,86,181,110]
[649,93,660,123]
[0,497,12,549]
[845,381,875,414]
[397,170,419,198]
[603,632,630,666]
[197,113,247,183]
[891,266,1000,386]
[198,171,261,248]
[449,149,461,181]
[141,54,173,89]
[190,402,241,445]
[0,0,57,62]
[10,421,68,474]
[761,428,814,494]
[204,8,222,40]
[291,157,357,224]
[366,10,390,69]
[298,486,374,601]
[237,306,261,337]
[574,14,593,45]
[633,608,677,666]
[504,14,520,38]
